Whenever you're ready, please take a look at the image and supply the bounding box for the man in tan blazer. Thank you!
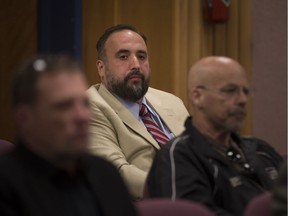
[87,24,189,200]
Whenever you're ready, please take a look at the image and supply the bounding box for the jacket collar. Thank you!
[183,117,253,165]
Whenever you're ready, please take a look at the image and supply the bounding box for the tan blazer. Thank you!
[87,84,189,199]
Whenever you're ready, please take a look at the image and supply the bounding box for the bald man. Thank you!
[147,56,283,216]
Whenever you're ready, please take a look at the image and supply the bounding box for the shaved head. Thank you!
[188,56,246,93]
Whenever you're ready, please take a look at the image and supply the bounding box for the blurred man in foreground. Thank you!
[0,55,137,216]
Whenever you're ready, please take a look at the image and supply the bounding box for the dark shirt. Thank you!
[207,136,251,175]
[0,140,138,216]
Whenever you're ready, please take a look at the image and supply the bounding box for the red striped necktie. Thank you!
[139,103,170,147]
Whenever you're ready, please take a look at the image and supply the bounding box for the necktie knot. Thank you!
[139,104,149,117]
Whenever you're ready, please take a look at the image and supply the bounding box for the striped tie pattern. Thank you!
[139,104,170,147]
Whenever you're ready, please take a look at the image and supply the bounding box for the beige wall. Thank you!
[252,0,287,153]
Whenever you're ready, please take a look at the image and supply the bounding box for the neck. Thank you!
[40,152,80,175]
[52,158,80,175]
[23,136,81,175]
[192,117,231,146]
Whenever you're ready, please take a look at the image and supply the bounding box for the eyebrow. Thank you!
[116,49,129,54]
[137,50,148,55]
[115,49,147,55]
[222,83,249,88]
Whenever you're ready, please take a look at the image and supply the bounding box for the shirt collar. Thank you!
[115,95,155,120]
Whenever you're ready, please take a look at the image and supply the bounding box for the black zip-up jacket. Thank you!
[147,117,283,216]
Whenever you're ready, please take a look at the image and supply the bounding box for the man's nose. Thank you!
[75,103,91,123]
[236,89,248,106]
[129,55,140,69]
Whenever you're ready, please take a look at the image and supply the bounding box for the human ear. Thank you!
[14,105,34,131]
[190,88,204,109]
[96,60,106,83]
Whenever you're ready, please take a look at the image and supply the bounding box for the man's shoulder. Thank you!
[0,150,16,166]
[85,154,118,171]
[0,151,21,180]
[84,154,124,180]
[87,84,101,97]
[146,87,186,107]
[240,136,282,158]
[147,87,181,99]
[161,133,191,153]
[241,136,271,148]
[87,84,114,107]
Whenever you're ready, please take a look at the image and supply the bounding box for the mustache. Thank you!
[124,69,145,82]
[229,109,246,117]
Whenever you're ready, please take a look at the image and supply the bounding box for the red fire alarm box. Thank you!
[204,0,230,23]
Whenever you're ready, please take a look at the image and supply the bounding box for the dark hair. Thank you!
[96,24,147,61]
[12,54,83,108]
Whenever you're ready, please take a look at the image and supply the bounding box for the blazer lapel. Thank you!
[146,91,181,136]
[97,84,159,149]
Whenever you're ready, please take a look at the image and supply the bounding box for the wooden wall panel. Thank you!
[0,0,37,141]
[172,0,189,106]
[238,0,252,135]
[226,0,239,59]
[82,0,119,85]
[117,0,174,93]
[214,24,227,55]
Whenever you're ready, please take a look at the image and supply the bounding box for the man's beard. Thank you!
[106,69,150,102]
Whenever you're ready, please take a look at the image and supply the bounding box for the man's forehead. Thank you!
[199,67,248,87]
[107,30,146,46]
[213,75,249,88]
[38,71,81,83]
[109,29,137,38]
[37,72,86,98]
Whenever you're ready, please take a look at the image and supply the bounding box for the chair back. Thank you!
[0,139,14,153]
[243,192,272,216]
[136,198,215,216]
[142,180,150,199]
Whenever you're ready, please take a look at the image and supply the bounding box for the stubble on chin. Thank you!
[226,119,244,133]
